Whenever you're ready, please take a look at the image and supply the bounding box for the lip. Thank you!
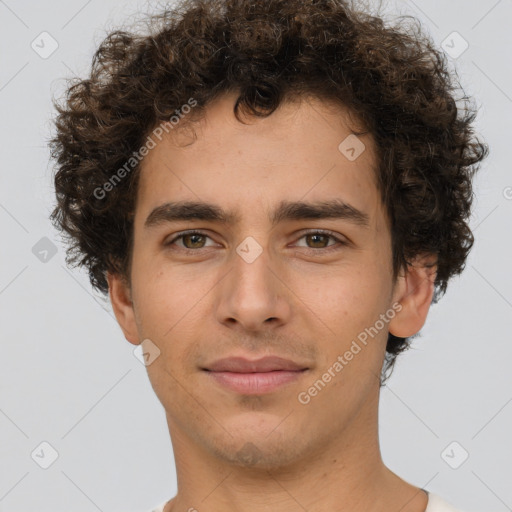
[202,356,309,395]
[204,356,308,373]
[206,370,307,394]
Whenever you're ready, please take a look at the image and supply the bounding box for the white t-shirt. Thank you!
[148,491,465,512]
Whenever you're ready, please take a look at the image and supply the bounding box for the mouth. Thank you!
[202,356,309,395]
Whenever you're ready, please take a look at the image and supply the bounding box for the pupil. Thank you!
[182,234,328,249]
[185,234,204,248]
[309,234,327,248]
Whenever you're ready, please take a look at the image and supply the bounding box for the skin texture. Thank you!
[108,92,436,512]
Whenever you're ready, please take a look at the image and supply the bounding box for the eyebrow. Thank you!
[144,199,370,230]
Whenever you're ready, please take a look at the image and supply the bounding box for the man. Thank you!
[50,0,487,510]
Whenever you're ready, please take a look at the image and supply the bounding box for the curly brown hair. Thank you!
[49,0,488,383]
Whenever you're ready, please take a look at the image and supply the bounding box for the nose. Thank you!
[214,241,292,332]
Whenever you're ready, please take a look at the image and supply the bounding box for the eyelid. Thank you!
[165,228,348,252]
[294,229,347,245]
[165,229,219,248]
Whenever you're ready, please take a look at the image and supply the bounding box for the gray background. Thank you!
[0,0,510,511]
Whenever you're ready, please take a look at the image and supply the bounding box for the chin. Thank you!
[214,440,305,471]
[203,422,311,471]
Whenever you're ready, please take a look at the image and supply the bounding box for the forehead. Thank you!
[135,92,385,231]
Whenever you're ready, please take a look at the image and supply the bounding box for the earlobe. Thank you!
[388,254,437,339]
[107,271,140,345]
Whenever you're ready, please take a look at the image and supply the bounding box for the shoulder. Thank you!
[426,492,466,512]
[145,501,167,512]
[148,494,467,512]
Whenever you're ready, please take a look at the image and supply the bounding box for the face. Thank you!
[109,92,434,470]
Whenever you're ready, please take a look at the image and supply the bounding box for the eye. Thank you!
[293,230,347,252]
[164,229,347,253]
[165,230,217,250]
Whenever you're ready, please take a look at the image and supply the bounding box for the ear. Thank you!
[388,253,437,338]
[107,271,140,345]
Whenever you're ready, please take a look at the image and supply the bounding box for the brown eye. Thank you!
[292,230,348,254]
[181,233,207,249]
[165,231,215,250]
[304,233,331,248]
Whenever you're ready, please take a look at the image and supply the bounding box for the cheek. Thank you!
[131,257,219,352]
[297,263,392,382]
[294,264,387,330]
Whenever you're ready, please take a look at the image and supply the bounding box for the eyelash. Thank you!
[165,229,347,254]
